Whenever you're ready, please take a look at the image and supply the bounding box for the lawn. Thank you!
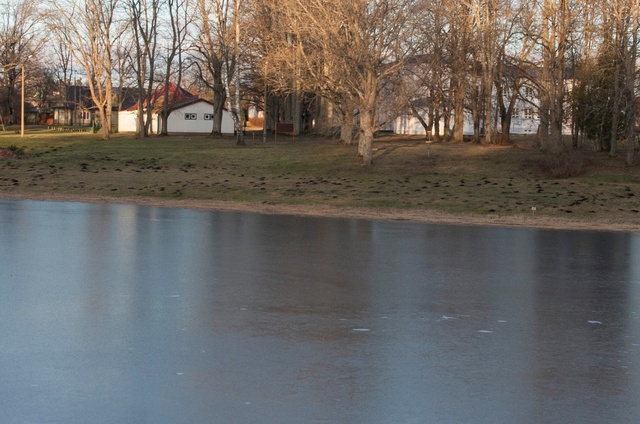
[1,129,639,231]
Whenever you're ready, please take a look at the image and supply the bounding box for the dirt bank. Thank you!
[2,192,638,233]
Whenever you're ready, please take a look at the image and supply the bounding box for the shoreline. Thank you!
[2,192,639,233]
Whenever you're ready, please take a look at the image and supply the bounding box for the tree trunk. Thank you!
[99,107,110,140]
[471,70,481,143]
[137,98,145,138]
[211,83,226,136]
[484,78,492,145]
[359,108,374,165]
[408,100,431,139]
[626,7,639,166]
[452,74,465,142]
[340,108,354,144]
[610,52,622,157]
[234,0,244,145]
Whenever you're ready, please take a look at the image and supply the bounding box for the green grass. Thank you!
[1,130,640,228]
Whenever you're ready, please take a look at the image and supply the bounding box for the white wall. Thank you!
[390,114,467,136]
[118,101,233,134]
[391,112,572,136]
[167,101,234,134]
[117,111,158,133]
[118,111,137,133]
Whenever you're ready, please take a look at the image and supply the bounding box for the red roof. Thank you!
[126,84,197,112]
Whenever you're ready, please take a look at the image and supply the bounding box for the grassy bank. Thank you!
[1,129,640,231]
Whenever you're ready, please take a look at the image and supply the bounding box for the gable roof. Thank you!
[166,97,216,113]
[126,84,198,112]
[50,85,93,109]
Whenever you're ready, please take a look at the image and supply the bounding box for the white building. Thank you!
[118,97,234,135]
[389,82,573,137]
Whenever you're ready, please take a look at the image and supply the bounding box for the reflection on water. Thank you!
[1,199,639,423]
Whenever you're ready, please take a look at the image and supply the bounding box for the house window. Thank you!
[512,107,520,118]
[204,114,213,120]
[524,108,533,120]
[524,87,535,98]
[185,113,197,120]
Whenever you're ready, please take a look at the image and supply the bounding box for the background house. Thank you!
[388,87,573,137]
[45,86,94,126]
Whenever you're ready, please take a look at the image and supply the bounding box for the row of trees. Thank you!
[1,0,639,165]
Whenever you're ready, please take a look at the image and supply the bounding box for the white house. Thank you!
[118,97,234,135]
[389,112,540,137]
[388,102,576,137]
[388,86,541,137]
[386,113,479,136]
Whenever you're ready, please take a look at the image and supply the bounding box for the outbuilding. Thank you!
[164,98,234,134]
[117,86,234,135]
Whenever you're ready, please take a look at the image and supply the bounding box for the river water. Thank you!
[1,199,639,423]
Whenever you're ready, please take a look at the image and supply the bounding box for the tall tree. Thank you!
[606,0,639,161]
[48,0,121,139]
[225,0,244,144]
[571,0,639,160]
[113,36,136,110]
[194,0,245,144]
[467,0,516,144]
[532,0,576,152]
[493,0,536,144]
[194,0,230,137]
[264,0,420,164]
[0,0,41,123]
[444,0,472,142]
[623,0,639,166]
[127,0,162,137]
[159,0,191,136]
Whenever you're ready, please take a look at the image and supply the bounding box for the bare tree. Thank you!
[159,0,192,136]
[493,1,536,144]
[52,41,73,87]
[225,0,244,144]
[0,0,41,123]
[601,0,640,161]
[30,63,57,112]
[530,0,577,152]
[467,0,515,144]
[407,0,452,142]
[126,0,162,137]
[624,0,639,166]
[194,0,230,138]
[263,0,420,165]
[113,36,136,110]
[47,0,121,139]
[193,0,246,145]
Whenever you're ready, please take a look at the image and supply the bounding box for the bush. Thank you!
[539,149,585,178]
[8,145,25,156]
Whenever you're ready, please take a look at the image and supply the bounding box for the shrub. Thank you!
[539,149,584,178]
[8,145,25,156]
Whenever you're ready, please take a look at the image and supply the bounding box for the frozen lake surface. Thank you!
[1,199,639,423]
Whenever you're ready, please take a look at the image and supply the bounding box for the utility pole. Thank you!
[21,65,25,137]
